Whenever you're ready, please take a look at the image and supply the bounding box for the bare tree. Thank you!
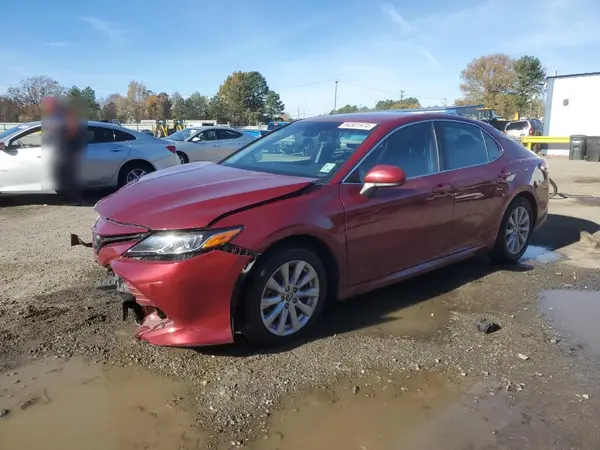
[6,76,65,120]
[0,96,21,121]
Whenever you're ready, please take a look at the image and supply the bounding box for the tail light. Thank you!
[528,127,534,136]
[166,145,176,154]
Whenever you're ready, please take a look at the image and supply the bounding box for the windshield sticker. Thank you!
[320,163,337,173]
[338,122,377,130]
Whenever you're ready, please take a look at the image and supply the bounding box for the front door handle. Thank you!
[213,143,218,147]
[110,148,124,152]
[498,170,513,180]
[432,183,454,194]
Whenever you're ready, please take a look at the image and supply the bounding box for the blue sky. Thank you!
[2,0,599,117]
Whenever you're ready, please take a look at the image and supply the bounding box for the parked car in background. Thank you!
[83,112,549,348]
[504,118,543,140]
[239,129,269,139]
[163,126,256,164]
[0,121,180,194]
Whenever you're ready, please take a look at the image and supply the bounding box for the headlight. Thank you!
[124,227,243,258]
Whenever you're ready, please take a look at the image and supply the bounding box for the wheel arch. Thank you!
[116,159,156,186]
[230,233,341,334]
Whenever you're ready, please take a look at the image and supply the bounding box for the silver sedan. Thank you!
[164,126,256,164]
[0,121,180,194]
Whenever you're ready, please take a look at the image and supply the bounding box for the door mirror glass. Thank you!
[360,164,406,196]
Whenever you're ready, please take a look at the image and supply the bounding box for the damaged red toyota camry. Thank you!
[73,112,549,348]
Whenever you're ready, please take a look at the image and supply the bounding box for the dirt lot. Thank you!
[1,158,600,450]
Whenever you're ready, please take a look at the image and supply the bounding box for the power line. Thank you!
[277,80,338,90]
[337,81,446,102]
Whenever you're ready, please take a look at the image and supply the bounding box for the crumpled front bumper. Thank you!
[73,231,254,347]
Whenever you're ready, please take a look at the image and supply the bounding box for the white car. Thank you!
[0,121,180,194]
[164,126,256,164]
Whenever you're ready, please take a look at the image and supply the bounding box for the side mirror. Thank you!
[191,136,202,142]
[360,164,406,197]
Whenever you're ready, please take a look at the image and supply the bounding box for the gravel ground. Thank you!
[1,158,600,449]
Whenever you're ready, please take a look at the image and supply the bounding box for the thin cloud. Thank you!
[81,16,123,42]
[419,48,440,68]
[381,3,414,34]
[44,41,69,47]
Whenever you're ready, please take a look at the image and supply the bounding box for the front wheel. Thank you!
[241,247,327,346]
[489,197,534,263]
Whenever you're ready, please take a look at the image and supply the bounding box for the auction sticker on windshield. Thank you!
[320,163,337,173]
[338,122,377,130]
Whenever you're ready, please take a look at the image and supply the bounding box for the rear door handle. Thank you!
[109,148,124,152]
[432,183,454,194]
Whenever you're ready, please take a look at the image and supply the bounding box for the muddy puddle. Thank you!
[541,289,600,358]
[248,370,538,450]
[522,245,562,263]
[0,357,205,450]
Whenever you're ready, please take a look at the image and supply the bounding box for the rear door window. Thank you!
[505,121,528,131]
[88,127,114,144]
[435,121,489,170]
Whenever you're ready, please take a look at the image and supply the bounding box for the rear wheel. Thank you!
[241,247,327,346]
[176,151,188,164]
[489,197,534,263]
[118,161,155,188]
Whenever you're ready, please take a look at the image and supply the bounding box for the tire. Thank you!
[489,197,534,264]
[118,161,155,188]
[176,151,188,164]
[549,178,558,198]
[241,247,328,347]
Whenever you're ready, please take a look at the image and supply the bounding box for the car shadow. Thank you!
[0,189,113,208]
[197,212,600,357]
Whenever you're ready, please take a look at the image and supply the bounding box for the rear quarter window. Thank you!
[114,130,136,142]
[482,131,502,161]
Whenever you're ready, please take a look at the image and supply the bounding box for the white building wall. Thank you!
[548,74,600,136]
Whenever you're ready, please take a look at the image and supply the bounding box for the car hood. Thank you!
[95,162,316,230]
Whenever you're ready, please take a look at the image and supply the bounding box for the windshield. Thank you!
[167,128,197,141]
[221,120,377,178]
[0,125,29,141]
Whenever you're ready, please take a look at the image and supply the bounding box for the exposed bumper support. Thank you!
[70,233,93,248]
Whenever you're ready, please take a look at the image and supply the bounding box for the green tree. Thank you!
[207,95,226,123]
[171,92,189,120]
[67,85,100,119]
[217,71,270,125]
[331,104,359,114]
[514,56,546,116]
[264,90,285,121]
[186,92,209,119]
[374,97,421,110]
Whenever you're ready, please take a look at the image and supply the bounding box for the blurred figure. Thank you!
[42,96,87,205]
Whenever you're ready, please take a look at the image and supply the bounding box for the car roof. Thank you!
[305,111,479,128]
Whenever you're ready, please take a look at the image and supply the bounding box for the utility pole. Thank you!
[400,90,404,102]
[443,97,447,107]
[297,107,300,120]
[333,80,339,114]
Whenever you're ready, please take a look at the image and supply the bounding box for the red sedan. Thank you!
[76,112,549,347]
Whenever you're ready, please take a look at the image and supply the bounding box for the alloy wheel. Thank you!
[505,206,530,254]
[260,260,320,336]
[125,168,147,184]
